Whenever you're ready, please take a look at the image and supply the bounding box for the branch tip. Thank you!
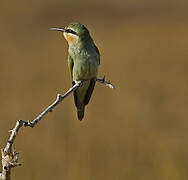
[96,76,115,89]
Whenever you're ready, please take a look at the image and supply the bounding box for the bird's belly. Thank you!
[73,59,98,81]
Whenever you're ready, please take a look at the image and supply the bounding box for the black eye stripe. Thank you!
[65,29,77,35]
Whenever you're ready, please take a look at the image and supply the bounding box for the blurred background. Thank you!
[1,0,188,179]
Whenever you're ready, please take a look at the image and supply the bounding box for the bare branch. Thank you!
[1,76,114,180]
[0,81,83,180]
[96,76,115,89]
[22,80,83,128]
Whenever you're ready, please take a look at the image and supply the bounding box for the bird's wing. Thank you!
[69,46,98,110]
[68,54,74,81]
[94,44,100,64]
[82,43,100,106]
[68,54,79,107]
[84,78,96,106]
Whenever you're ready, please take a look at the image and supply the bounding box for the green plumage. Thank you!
[66,23,100,120]
[50,23,99,120]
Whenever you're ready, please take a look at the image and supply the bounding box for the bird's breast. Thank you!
[73,57,98,81]
[68,44,99,81]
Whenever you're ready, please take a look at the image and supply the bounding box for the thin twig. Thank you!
[96,76,115,89]
[22,81,83,128]
[0,81,83,180]
[0,76,114,180]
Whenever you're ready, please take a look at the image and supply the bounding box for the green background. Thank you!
[0,0,188,179]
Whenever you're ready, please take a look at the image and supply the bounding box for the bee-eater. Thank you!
[49,23,100,120]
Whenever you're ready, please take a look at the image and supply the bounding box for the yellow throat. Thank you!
[63,32,78,44]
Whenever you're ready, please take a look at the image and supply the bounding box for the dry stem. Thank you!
[0,77,114,180]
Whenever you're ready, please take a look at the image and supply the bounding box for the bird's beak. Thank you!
[48,27,65,32]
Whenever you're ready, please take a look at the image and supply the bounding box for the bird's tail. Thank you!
[77,105,85,121]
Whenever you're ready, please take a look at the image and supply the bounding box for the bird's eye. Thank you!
[66,29,76,34]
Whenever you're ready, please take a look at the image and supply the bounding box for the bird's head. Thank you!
[49,22,90,45]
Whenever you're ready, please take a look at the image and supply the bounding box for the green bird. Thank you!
[49,23,100,120]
